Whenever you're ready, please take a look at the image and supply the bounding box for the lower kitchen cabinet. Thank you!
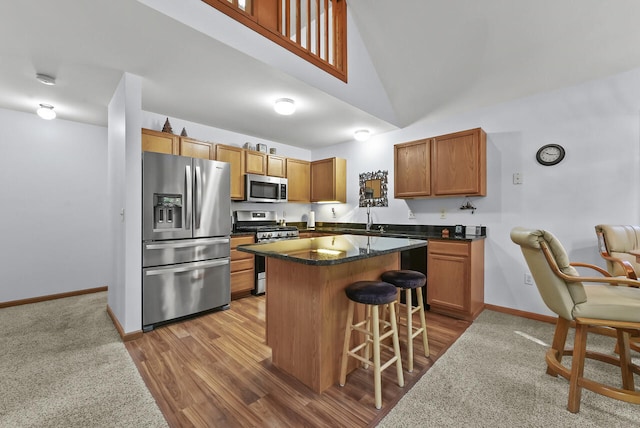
[231,235,255,298]
[427,239,484,321]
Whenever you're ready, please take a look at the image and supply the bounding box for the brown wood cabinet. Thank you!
[245,151,267,175]
[286,158,310,202]
[215,144,245,200]
[267,155,287,177]
[394,138,431,198]
[310,157,346,203]
[142,128,179,155]
[427,239,485,321]
[179,137,215,160]
[394,128,486,198]
[231,235,255,298]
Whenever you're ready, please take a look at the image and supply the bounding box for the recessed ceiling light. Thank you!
[37,104,56,120]
[36,73,56,86]
[274,98,295,115]
[354,129,371,141]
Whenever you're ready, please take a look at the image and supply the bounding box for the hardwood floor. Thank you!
[125,295,470,427]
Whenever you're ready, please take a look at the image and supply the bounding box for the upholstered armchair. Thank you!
[595,224,640,279]
[511,227,640,413]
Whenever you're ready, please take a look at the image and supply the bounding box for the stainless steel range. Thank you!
[234,210,299,294]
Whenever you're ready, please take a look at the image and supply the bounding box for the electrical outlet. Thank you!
[513,172,523,185]
[408,209,415,219]
[524,273,533,285]
[440,209,446,219]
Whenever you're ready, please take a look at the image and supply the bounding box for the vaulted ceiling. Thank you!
[2,1,640,148]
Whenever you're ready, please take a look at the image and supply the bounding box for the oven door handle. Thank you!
[144,258,229,276]
[145,237,230,250]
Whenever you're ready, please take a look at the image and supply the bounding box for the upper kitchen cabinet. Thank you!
[215,144,245,200]
[179,137,215,160]
[286,158,310,202]
[245,150,267,175]
[267,155,287,178]
[311,157,346,203]
[394,128,486,199]
[142,128,179,155]
[431,128,486,196]
[394,138,431,198]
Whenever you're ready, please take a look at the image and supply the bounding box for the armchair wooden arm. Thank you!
[542,244,640,288]
[596,230,638,280]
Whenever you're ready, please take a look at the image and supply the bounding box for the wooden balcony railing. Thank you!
[202,0,347,81]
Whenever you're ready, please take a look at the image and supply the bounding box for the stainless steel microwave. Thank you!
[245,174,288,203]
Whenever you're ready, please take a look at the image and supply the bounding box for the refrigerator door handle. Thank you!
[185,164,192,230]
[144,258,230,276]
[195,165,202,229]
[144,237,230,250]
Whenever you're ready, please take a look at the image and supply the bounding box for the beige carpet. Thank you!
[0,292,167,428]
[378,310,640,427]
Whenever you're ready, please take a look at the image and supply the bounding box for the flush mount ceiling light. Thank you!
[353,129,371,141]
[36,73,56,86]
[274,98,295,115]
[37,103,56,120]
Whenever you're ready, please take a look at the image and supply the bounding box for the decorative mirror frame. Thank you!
[359,170,389,207]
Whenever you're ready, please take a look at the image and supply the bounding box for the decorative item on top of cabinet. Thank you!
[286,158,310,202]
[180,127,188,137]
[162,117,173,133]
[231,235,255,298]
[311,157,346,203]
[394,127,486,199]
[215,144,245,200]
[142,128,179,155]
[179,137,215,160]
[245,150,267,175]
[267,155,287,178]
[427,239,484,321]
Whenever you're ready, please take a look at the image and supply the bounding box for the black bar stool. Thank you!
[381,270,429,372]
[339,280,404,409]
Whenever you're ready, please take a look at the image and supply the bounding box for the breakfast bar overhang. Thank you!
[238,234,427,393]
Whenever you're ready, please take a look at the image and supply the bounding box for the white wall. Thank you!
[108,73,143,334]
[0,108,109,302]
[311,67,640,316]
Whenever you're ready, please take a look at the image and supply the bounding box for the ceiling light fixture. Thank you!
[274,98,295,115]
[354,129,371,141]
[37,104,56,120]
[36,73,56,86]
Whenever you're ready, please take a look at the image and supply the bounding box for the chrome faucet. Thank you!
[366,204,372,232]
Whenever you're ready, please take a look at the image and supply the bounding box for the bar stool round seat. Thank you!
[340,281,404,409]
[345,280,398,305]
[381,270,426,290]
[381,270,430,372]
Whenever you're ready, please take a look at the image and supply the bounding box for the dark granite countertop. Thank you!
[237,234,427,266]
[289,222,486,242]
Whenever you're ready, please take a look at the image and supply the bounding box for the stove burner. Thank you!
[233,210,299,242]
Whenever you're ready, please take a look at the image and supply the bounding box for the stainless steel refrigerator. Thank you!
[142,152,231,331]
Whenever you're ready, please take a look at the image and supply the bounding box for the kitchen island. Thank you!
[238,234,427,393]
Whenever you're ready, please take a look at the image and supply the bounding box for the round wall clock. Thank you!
[536,144,565,166]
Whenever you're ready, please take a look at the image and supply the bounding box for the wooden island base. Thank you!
[265,252,400,394]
